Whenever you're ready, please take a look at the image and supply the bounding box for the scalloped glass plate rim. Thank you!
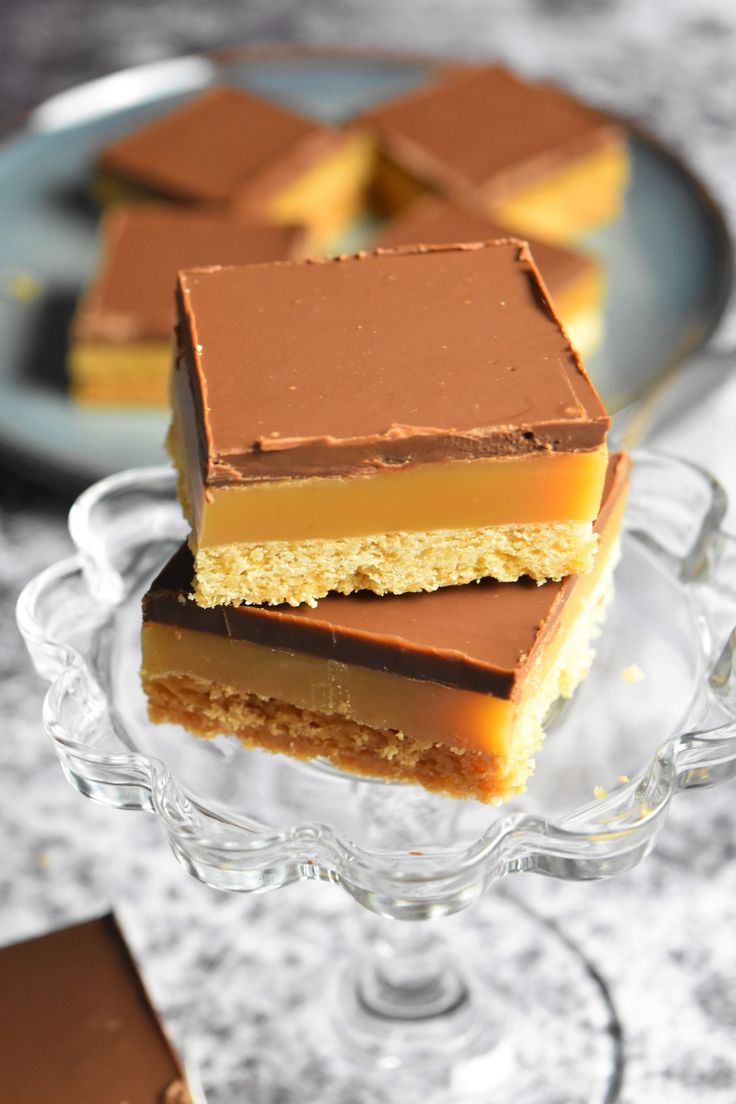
[16,450,736,894]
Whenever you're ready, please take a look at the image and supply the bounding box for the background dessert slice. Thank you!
[376,195,604,357]
[0,913,191,1104]
[70,205,303,406]
[142,453,630,804]
[96,85,373,250]
[171,241,610,608]
[361,65,628,245]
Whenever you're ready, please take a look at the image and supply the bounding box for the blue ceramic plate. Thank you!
[0,49,731,487]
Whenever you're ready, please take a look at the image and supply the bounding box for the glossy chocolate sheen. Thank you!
[0,914,188,1104]
[361,64,622,198]
[75,205,302,342]
[99,85,341,205]
[376,196,594,293]
[144,453,628,698]
[175,241,609,485]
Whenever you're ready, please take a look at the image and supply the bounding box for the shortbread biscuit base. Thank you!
[190,521,598,608]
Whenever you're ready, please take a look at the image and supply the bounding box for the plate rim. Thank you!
[0,45,732,492]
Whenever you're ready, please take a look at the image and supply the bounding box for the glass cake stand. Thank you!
[17,451,736,1104]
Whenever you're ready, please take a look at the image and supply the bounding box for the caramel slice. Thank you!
[361,65,628,245]
[70,205,302,406]
[0,914,191,1104]
[376,196,604,357]
[142,453,629,803]
[95,85,373,250]
[172,241,610,607]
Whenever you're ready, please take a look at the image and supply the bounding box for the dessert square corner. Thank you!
[68,204,303,407]
[361,64,629,244]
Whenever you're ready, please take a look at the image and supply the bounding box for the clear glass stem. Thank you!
[357,918,467,1022]
[329,781,486,1069]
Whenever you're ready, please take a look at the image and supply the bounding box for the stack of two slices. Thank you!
[141,240,628,803]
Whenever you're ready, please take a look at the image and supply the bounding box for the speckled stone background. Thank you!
[2,2,736,1101]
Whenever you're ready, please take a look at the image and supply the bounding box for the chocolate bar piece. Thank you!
[361,65,628,245]
[170,241,610,608]
[70,205,302,406]
[0,914,191,1104]
[142,453,629,803]
[376,196,604,357]
[96,85,373,250]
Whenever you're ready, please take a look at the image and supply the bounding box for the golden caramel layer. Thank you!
[187,448,609,548]
[260,131,375,250]
[142,622,513,756]
[70,341,170,406]
[490,141,629,244]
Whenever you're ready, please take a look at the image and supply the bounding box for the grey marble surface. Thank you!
[2,2,736,1101]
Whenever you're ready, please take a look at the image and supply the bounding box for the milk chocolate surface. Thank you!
[75,205,301,342]
[144,454,628,698]
[362,65,621,198]
[376,196,594,293]
[0,914,188,1104]
[99,85,337,205]
[175,242,609,485]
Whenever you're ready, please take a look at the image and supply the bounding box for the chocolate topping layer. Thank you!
[376,196,594,294]
[144,453,628,699]
[99,85,340,205]
[174,241,609,485]
[362,65,622,200]
[75,205,302,342]
[0,914,188,1104]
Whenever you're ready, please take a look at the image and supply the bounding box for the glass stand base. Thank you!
[193,894,622,1104]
